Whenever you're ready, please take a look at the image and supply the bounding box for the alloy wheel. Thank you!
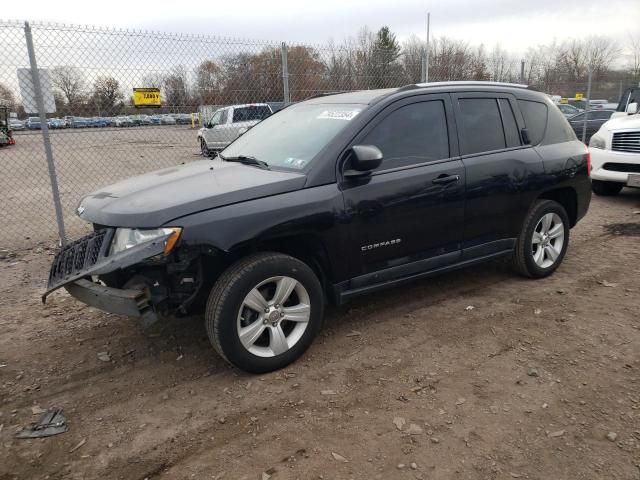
[531,212,565,268]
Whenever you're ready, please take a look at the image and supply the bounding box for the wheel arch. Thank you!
[537,187,578,227]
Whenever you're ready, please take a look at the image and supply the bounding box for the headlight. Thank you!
[589,134,606,149]
[109,227,182,256]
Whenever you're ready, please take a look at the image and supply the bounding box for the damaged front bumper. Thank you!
[42,228,174,323]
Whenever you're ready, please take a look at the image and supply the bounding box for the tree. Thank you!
[90,76,124,115]
[195,61,224,105]
[626,34,640,80]
[0,83,16,110]
[371,26,402,88]
[163,65,191,109]
[51,66,86,107]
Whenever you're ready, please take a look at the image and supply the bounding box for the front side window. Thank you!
[458,98,506,155]
[210,111,222,126]
[361,101,449,170]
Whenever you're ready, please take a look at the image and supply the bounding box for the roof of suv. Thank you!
[304,82,531,105]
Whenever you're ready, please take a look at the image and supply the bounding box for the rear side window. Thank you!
[517,100,547,145]
[544,103,576,144]
[232,106,272,123]
[498,99,521,148]
[362,100,449,170]
[458,98,506,154]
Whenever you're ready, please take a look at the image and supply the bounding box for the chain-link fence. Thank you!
[0,20,638,250]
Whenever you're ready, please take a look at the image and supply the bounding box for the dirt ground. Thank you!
[1,192,639,480]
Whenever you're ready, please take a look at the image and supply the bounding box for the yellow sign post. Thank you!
[575,93,584,101]
[133,88,161,108]
[559,98,568,104]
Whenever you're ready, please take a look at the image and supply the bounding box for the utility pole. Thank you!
[425,12,430,83]
[520,59,525,84]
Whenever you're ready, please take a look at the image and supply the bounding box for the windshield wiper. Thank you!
[219,153,270,170]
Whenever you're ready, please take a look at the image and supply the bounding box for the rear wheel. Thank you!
[592,180,623,196]
[205,253,324,373]
[512,200,570,278]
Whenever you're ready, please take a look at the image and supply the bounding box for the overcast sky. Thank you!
[9,0,640,56]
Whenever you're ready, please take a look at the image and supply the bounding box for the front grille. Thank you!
[602,162,640,173]
[47,230,108,288]
[611,131,640,153]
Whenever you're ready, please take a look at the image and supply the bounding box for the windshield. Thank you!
[221,103,363,169]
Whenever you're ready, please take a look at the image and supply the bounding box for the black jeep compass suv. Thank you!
[45,82,591,373]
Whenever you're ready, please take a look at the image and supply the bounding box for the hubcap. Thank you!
[236,276,310,358]
[531,212,565,268]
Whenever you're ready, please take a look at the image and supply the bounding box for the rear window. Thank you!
[458,98,506,155]
[517,100,547,145]
[232,106,271,123]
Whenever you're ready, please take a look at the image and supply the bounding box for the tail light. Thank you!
[585,148,591,176]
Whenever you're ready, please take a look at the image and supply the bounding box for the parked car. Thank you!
[114,116,133,127]
[44,82,591,373]
[556,103,581,118]
[87,117,108,128]
[160,115,176,125]
[567,109,615,143]
[48,118,66,129]
[149,115,162,125]
[173,113,192,125]
[25,117,41,130]
[9,119,25,131]
[589,101,640,196]
[198,103,272,155]
[71,117,89,128]
[134,115,153,126]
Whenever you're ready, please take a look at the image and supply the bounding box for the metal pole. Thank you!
[425,12,430,83]
[520,59,525,84]
[420,55,426,83]
[281,42,290,105]
[581,68,592,144]
[24,21,66,245]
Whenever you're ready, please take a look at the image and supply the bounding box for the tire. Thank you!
[592,180,623,196]
[200,138,209,157]
[205,252,324,373]
[512,200,570,278]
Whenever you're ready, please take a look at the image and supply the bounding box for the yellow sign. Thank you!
[575,93,584,101]
[133,88,161,108]
[559,98,568,104]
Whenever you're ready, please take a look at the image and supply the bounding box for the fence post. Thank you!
[581,68,592,144]
[24,21,67,246]
[281,42,290,105]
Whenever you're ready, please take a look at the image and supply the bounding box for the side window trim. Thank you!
[497,98,522,148]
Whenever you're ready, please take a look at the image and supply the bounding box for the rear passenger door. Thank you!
[452,93,545,258]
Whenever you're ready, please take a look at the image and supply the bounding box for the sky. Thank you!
[6,0,640,57]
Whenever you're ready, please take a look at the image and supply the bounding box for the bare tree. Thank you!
[0,83,17,110]
[90,76,124,114]
[194,61,223,105]
[51,66,86,106]
[626,34,640,80]
[488,44,516,82]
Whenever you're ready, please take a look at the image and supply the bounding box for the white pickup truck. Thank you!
[198,103,272,156]
[589,99,640,196]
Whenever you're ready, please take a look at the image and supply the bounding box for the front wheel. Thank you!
[200,138,209,157]
[512,200,570,278]
[592,180,623,196]
[205,253,324,373]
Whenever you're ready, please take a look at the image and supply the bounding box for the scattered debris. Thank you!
[345,331,361,337]
[31,405,46,415]
[548,430,566,438]
[397,463,405,470]
[465,305,475,311]
[321,390,337,396]
[410,463,418,470]
[606,432,618,442]
[598,280,618,288]
[533,308,542,315]
[69,438,86,453]
[16,408,68,439]
[97,352,111,362]
[331,452,348,462]
[406,424,423,435]
[528,368,539,377]
[456,397,466,406]
[393,417,406,430]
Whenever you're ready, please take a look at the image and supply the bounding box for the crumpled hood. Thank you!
[78,160,306,228]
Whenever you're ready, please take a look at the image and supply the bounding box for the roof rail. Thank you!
[411,81,529,89]
[305,91,349,100]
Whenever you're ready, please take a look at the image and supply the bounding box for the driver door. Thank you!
[203,110,226,150]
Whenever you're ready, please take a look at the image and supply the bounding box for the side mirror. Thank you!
[344,145,383,178]
[626,102,638,115]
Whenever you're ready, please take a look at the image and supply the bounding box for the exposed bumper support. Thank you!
[65,279,158,326]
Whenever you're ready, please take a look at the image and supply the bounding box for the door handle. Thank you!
[432,174,460,185]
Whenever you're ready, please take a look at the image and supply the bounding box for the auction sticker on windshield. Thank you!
[317,110,360,120]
